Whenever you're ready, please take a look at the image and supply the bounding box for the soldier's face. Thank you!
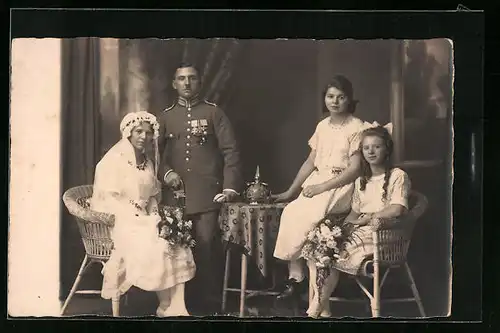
[173,67,200,99]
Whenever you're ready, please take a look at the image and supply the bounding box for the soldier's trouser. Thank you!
[185,210,223,315]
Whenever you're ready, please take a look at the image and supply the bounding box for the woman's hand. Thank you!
[349,214,372,226]
[271,190,294,203]
[302,184,326,198]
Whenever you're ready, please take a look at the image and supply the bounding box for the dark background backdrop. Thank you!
[58,38,453,317]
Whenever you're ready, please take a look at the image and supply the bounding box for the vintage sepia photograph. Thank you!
[9,37,454,319]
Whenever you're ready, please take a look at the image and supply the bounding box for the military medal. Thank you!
[199,119,208,145]
[190,119,208,145]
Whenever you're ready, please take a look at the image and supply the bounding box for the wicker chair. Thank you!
[329,190,428,318]
[60,185,120,316]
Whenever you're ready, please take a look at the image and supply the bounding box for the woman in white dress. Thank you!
[272,75,366,300]
[306,125,411,318]
[90,111,196,317]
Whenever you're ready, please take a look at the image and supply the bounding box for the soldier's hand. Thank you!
[213,190,239,203]
[223,190,239,202]
[165,171,182,190]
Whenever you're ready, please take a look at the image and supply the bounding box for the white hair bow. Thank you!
[362,121,393,136]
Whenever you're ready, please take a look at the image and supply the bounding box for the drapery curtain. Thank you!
[60,38,245,297]
[138,38,243,116]
[60,38,102,297]
[97,38,244,155]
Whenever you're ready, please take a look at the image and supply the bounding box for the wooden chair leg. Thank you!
[404,262,426,317]
[371,233,381,317]
[60,255,90,316]
[221,247,231,313]
[112,296,120,317]
[239,253,248,318]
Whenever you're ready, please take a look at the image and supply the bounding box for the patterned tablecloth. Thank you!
[219,202,288,278]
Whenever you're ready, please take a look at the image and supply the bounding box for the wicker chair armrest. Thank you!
[63,195,115,227]
[369,215,412,232]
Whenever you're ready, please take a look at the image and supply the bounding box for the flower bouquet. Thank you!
[157,205,196,249]
[301,213,356,299]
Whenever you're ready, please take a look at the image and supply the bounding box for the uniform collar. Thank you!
[177,95,201,108]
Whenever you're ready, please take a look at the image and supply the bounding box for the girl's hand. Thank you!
[350,214,372,226]
[271,190,294,203]
[302,184,326,198]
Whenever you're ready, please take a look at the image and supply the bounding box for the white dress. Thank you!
[333,168,411,275]
[90,139,196,299]
[274,115,365,261]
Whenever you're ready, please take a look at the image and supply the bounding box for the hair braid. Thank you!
[359,159,371,192]
[382,166,391,202]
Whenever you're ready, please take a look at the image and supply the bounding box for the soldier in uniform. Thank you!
[158,63,243,316]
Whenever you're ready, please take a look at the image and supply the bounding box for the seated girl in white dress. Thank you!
[306,124,411,318]
[272,75,366,299]
[90,111,196,317]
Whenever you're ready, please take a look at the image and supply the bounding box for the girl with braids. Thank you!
[307,125,411,318]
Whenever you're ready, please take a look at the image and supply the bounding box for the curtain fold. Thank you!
[141,38,244,115]
[60,37,102,297]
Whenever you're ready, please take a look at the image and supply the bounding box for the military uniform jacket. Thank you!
[158,96,243,215]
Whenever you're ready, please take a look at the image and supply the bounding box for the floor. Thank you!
[61,265,448,319]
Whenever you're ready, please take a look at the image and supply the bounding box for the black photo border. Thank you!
[7,6,490,333]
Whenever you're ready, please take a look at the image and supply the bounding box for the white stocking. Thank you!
[306,260,339,318]
[318,269,339,317]
[289,258,306,282]
[165,283,189,316]
[156,288,172,317]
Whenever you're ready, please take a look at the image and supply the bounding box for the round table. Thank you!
[218,202,288,317]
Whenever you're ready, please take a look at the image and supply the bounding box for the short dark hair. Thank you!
[322,75,358,114]
[173,62,201,79]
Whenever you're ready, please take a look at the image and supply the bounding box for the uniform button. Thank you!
[187,135,191,139]
[186,142,190,147]
[186,150,190,154]
[187,128,191,132]
[185,157,190,162]
[188,107,191,111]
[187,114,191,118]
[187,168,191,172]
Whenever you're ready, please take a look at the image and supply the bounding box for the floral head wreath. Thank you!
[362,121,393,136]
[120,111,160,140]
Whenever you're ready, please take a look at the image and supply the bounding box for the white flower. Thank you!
[331,226,342,238]
[306,231,316,241]
[319,256,331,266]
[323,219,333,226]
[320,225,334,240]
[326,239,337,249]
[186,220,193,228]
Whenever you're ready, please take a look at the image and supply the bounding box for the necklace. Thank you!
[328,114,350,130]
[136,154,147,171]
[136,160,147,171]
